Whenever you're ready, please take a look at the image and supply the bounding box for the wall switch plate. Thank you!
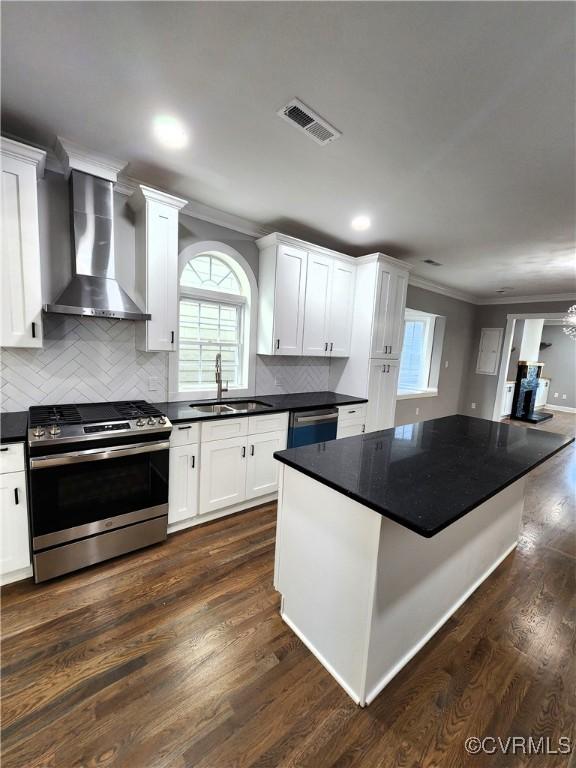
[444,360,449,368]
[148,377,161,392]
[415,407,420,416]
[554,392,559,398]
[562,394,567,399]
[471,402,476,409]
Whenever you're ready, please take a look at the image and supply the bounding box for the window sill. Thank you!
[397,389,439,400]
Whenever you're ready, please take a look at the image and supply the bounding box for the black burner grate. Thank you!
[29,400,164,426]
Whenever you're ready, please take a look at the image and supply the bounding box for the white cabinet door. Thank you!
[328,260,355,357]
[169,443,199,524]
[245,430,286,500]
[199,435,247,514]
[371,267,408,359]
[366,359,400,431]
[273,245,307,355]
[0,471,31,576]
[336,421,365,439]
[386,271,408,357]
[1,141,46,348]
[302,252,331,356]
[371,267,393,358]
[145,200,179,351]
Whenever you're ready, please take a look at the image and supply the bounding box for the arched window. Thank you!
[178,251,251,393]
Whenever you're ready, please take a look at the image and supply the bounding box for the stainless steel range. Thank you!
[28,401,172,582]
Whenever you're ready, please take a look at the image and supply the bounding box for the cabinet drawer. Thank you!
[247,412,289,435]
[0,443,25,474]
[170,423,200,447]
[337,405,367,424]
[201,417,248,443]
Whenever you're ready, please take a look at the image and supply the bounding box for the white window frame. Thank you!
[397,309,438,399]
[168,242,258,401]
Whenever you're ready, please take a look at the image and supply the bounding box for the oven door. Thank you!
[29,440,170,549]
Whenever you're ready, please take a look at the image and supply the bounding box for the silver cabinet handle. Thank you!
[330,342,333,352]
[178,425,191,431]
[276,339,280,350]
[30,441,169,468]
[250,444,255,456]
[14,488,19,505]
[324,342,328,352]
[241,446,246,458]
[191,455,195,468]
[361,425,366,433]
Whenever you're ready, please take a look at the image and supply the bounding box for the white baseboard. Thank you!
[281,611,362,705]
[1,565,33,586]
[168,493,277,535]
[545,404,576,414]
[363,540,518,705]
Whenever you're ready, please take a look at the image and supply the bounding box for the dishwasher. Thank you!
[287,407,339,448]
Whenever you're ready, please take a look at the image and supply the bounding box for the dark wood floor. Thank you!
[2,411,575,768]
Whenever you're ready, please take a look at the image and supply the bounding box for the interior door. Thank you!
[199,436,247,514]
[245,430,286,500]
[0,472,30,576]
[273,245,307,355]
[328,261,355,357]
[302,252,331,356]
[168,443,199,524]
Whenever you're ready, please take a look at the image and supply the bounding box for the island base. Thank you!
[274,466,525,706]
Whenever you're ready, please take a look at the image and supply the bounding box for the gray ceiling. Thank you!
[2,1,575,299]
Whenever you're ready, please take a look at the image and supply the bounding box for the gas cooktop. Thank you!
[28,400,172,446]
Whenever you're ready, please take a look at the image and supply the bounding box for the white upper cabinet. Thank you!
[257,233,356,357]
[302,251,332,355]
[328,260,355,357]
[371,265,408,359]
[1,138,46,348]
[258,241,308,355]
[129,185,187,352]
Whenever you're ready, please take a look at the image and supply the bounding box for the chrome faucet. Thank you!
[215,353,228,400]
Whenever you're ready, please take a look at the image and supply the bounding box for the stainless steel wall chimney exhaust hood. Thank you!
[44,169,150,320]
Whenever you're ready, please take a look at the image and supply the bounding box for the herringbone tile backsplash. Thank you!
[1,316,168,412]
[1,317,333,412]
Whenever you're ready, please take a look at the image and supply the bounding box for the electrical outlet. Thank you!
[554,392,559,398]
[562,393,567,399]
[415,407,420,416]
[148,377,161,392]
[444,360,449,368]
[471,402,476,409]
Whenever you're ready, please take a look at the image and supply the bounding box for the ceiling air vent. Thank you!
[423,259,443,266]
[278,99,341,145]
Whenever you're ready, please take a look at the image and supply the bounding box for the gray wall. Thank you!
[394,286,476,426]
[540,325,576,409]
[465,300,573,420]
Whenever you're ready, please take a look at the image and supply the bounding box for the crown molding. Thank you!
[357,252,415,272]
[0,136,46,177]
[256,231,355,262]
[128,184,187,212]
[476,292,576,305]
[55,137,127,181]
[408,274,477,304]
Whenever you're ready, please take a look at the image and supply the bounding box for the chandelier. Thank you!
[562,304,576,340]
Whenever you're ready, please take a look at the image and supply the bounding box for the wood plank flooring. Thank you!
[2,410,575,767]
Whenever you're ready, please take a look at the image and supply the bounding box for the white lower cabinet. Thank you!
[199,435,248,515]
[366,359,400,432]
[1,470,31,581]
[168,443,199,524]
[245,431,286,499]
[337,421,365,439]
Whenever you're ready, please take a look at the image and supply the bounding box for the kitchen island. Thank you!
[273,415,572,706]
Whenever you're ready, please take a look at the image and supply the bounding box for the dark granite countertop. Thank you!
[1,411,28,444]
[274,414,574,538]
[152,391,367,424]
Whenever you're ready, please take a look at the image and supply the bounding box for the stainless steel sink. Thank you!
[222,400,273,412]
[189,400,273,414]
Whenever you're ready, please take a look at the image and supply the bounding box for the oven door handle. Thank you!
[30,441,170,469]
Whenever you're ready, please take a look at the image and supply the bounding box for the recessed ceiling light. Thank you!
[152,115,189,149]
[351,215,371,231]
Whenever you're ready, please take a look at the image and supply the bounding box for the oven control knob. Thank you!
[147,417,156,426]
[158,416,166,425]
[33,426,45,437]
[136,418,146,427]
[49,424,61,436]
